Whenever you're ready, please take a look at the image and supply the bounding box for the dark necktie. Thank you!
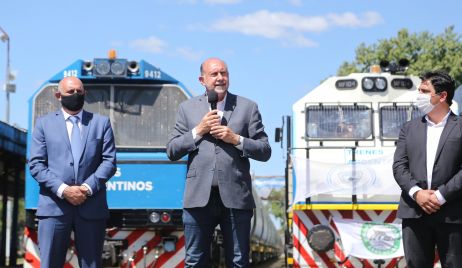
[69,116,82,180]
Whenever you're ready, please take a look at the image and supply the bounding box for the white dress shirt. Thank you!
[57,109,93,198]
[192,93,244,150]
[409,111,450,204]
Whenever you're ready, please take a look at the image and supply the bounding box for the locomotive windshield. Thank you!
[379,103,423,140]
[305,103,373,140]
[32,84,187,149]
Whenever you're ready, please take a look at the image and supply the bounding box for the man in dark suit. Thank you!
[393,70,462,267]
[167,57,271,267]
[29,76,117,268]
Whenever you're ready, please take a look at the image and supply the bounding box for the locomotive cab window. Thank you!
[32,84,188,150]
[305,103,373,140]
[113,85,187,149]
[379,103,423,140]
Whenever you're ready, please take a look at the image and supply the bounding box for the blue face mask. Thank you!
[415,93,435,114]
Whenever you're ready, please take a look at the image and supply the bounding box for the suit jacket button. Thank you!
[70,162,74,166]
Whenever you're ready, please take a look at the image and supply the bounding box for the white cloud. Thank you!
[211,10,383,47]
[288,0,303,7]
[129,36,167,54]
[204,0,241,4]
[327,11,383,28]
[176,47,204,61]
[285,34,318,48]
[213,10,328,39]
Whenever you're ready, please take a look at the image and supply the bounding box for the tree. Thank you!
[337,26,462,87]
[266,188,286,227]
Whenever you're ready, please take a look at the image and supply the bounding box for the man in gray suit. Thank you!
[167,57,271,267]
[393,70,462,267]
[29,77,117,268]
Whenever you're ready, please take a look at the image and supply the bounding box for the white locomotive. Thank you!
[278,61,457,267]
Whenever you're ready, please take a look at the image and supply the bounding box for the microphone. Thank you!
[208,90,218,110]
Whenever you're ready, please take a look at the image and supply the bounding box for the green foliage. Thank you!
[266,188,286,227]
[337,26,462,87]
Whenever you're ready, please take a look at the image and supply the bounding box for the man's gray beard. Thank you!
[214,86,227,94]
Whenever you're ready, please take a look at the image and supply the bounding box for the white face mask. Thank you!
[415,93,436,114]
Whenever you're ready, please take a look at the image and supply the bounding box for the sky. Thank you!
[0,0,460,176]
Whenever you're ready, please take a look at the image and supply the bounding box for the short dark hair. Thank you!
[420,70,455,105]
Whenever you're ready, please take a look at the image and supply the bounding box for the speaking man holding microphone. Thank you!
[167,57,271,267]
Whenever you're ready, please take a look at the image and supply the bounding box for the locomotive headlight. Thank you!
[162,237,177,252]
[128,61,140,74]
[160,212,171,223]
[307,225,335,253]
[83,61,94,72]
[149,212,160,223]
[362,77,387,92]
[362,78,374,90]
[93,58,128,77]
[111,60,127,76]
[375,77,387,91]
[95,60,111,76]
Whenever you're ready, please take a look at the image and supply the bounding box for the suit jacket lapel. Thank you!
[222,92,236,126]
[79,110,92,160]
[434,113,457,163]
[198,94,210,117]
[56,110,72,151]
[417,116,428,169]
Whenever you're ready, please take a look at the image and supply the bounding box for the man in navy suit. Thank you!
[29,76,116,268]
[167,58,271,267]
[393,71,462,267]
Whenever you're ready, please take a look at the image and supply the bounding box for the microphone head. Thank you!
[207,90,218,104]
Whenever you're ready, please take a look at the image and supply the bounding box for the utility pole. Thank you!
[0,26,15,123]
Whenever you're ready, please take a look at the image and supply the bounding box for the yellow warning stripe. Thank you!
[293,203,398,210]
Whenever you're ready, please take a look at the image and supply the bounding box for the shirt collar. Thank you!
[205,91,228,106]
[425,111,451,127]
[62,108,83,121]
[218,92,227,106]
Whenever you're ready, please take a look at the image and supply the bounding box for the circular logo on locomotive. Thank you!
[360,222,401,255]
[326,164,376,191]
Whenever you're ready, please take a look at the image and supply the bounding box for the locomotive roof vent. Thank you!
[379,59,409,74]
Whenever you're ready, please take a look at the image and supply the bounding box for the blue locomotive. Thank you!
[23,51,281,267]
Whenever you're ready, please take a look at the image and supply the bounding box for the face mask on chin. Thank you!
[61,93,85,112]
[415,93,436,114]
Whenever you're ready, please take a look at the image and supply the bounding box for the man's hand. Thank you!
[414,189,440,214]
[429,193,442,207]
[63,186,87,206]
[79,185,90,196]
[210,125,240,145]
[196,110,221,136]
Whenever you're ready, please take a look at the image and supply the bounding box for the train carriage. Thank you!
[23,51,281,267]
